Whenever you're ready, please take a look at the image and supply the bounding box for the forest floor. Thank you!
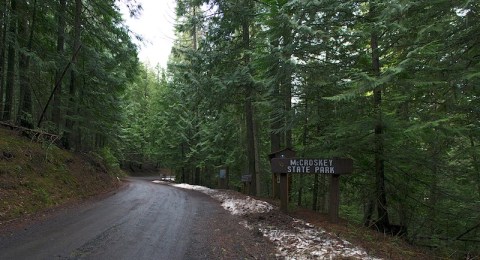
[0,127,121,226]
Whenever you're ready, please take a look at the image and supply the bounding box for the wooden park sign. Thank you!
[269,152,353,223]
[271,158,353,175]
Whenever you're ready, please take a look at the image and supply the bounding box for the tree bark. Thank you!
[270,78,281,199]
[191,5,201,187]
[242,0,257,196]
[3,0,17,121]
[36,44,81,128]
[253,108,261,195]
[52,0,66,128]
[370,1,389,231]
[16,0,36,126]
[298,98,308,206]
[363,199,374,227]
[284,81,292,148]
[270,90,281,152]
[270,97,281,199]
[0,1,8,118]
[181,142,186,183]
[245,85,256,196]
[65,0,82,149]
[312,173,319,211]
[282,29,293,202]
[194,166,200,185]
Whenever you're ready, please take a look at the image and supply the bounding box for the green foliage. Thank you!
[116,0,480,256]
[0,0,139,152]
[98,147,120,171]
[0,128,118,221]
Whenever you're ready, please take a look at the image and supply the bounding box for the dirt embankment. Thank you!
[0,127,121,224]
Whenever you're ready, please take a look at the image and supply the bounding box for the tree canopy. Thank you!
[155,0,479,255]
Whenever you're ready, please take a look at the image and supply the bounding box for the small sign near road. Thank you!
[241,174,252,182]
[271,158,353,174]
[219,169,227,179]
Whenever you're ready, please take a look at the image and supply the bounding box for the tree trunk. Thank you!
[17,43,32,126]
[245,86,256,196]
[65,0,81,149]
[284,71,293,202]
[3,0,17,121]
[372,53,389,229]
[0,2,8,119]
[319,174,328,212]
[312,173,319,211]
[16,0,36,127]
[181,142,186,183]
[371,20,389,231]
[253,109,261,195]
[270,93,281,153]
[242,0,257,196]
[270,83,281,199]
[52,0,66,128]
[284,82,292,148]
[195,166,200,185]
[363,199,374,227]
[312,100,322,211]
[298,98,308,206]
[271,123,281,198]
[191,6,202,188]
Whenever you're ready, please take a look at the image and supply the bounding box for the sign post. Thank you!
[279,172,288,213]
[270,157,353,222]
[241,174,252,194]
[218,168,227,189]
[268,148,296,200]
[329,174,340,222]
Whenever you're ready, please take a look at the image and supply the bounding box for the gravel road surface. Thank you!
[0,177,276,259]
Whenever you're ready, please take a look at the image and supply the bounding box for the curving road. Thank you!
[0,177,275,259]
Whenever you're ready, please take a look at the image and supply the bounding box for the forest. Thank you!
[0,0,478,256]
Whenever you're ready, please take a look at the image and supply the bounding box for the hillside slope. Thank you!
[0,127,121,223]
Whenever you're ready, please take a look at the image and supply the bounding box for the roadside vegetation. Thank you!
[0,128,121,222]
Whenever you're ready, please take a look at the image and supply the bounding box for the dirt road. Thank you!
[0,177,276,259]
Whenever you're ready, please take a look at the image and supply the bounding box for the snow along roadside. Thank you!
[155,181,381,260]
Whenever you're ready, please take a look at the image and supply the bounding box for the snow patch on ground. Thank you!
[220,197,273,215]
[171,183,214,194]
[169,182,380,259]
[171,183,273,215]
[259,219,380,259]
